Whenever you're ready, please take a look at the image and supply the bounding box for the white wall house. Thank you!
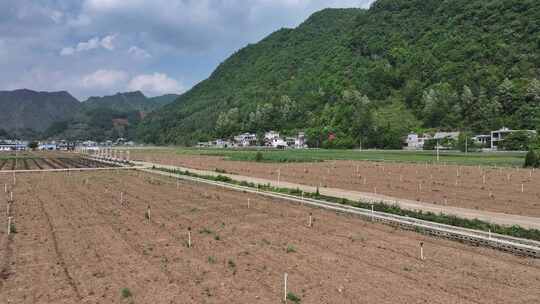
[472,135,491,147]
[433,132,460,141]
[234,133,257,147]
[405,133,431,150]
[271,138,288,149]
[490,127,537,150]
[264,131,280,141]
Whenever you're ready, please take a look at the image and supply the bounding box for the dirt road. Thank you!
[135,161,540,230]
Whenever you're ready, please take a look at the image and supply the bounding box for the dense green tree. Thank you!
[500,131,536,151]
[27,141,38,150]
[524,149,539,168]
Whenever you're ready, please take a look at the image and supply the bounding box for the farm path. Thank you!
[134,161,540,230]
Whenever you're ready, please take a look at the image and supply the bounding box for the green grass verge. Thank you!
[154,166,540,242]
[146,147,526,167]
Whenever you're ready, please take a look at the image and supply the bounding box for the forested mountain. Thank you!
[138,0,540,148]
[83,91,178,113]
[0,89,80,137]
[45,92,179,141]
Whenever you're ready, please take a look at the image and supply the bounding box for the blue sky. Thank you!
[1,0,374,100]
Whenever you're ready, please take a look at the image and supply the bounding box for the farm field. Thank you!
[131,151,540,218]
[146,147,527,167]
[1,171,539,304]
[0,152,116,171]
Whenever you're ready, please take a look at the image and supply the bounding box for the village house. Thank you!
[404,133,432,150]
[490,127,537,150]
[433,131,460,141]
[0,140,28,151]
[472,135,491,147]
[264,131,280,142]
[294,132,307,148]
[234,133,257,147]
[38,142,57,150]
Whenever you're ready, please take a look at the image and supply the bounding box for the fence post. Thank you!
[283,273,288,303]
[188,227,192,248]
[7,216,12,235]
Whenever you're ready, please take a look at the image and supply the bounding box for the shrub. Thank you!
[121,288,132,298]
[287,292,301,303]
[207,256,216,264]
[199,228,213,234]
[524,149,539,168]
[255,151,264,162]
[215,175,232,182]
[286,245,296,253]
[9,222,17,234]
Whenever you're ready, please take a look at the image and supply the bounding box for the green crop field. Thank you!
[141,147,526,167]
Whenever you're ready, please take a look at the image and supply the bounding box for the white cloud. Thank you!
[128,73,184,96]
[60,35,117,55]
[100,34,116,50]
[128,46,151,59]
[80,69,128,89]
[60,47,75,56]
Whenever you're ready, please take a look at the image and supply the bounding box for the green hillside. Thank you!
[46,92,178,141]
[138,0,540,148]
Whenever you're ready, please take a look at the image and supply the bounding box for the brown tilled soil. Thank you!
[0,152,114,171]
[0,171,539,303]
[132,152,540,218]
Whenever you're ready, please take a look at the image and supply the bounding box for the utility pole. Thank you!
[436,139,440,162]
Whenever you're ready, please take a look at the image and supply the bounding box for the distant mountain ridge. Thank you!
[0,89,80,134]
[0,88,179,139]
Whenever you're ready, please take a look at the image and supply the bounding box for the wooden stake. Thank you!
[308,213,312,228]
[247,198,250,209]
[283,273,288,303]
[521,183,524,193]
[371,204,374,221]
[187,227,192,248]
[120,192,124,205]
[6,202,10,216]
[420,242,424,260]
[7,216,12,235]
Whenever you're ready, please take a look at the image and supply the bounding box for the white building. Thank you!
[490,127,537,150]
[405,133,431,150]
[271,138,288,149]
[264,131,280,141]
[294,132,307,148]
[434,132,460,141]
[472,135,491,147]
[234,133,257,147]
